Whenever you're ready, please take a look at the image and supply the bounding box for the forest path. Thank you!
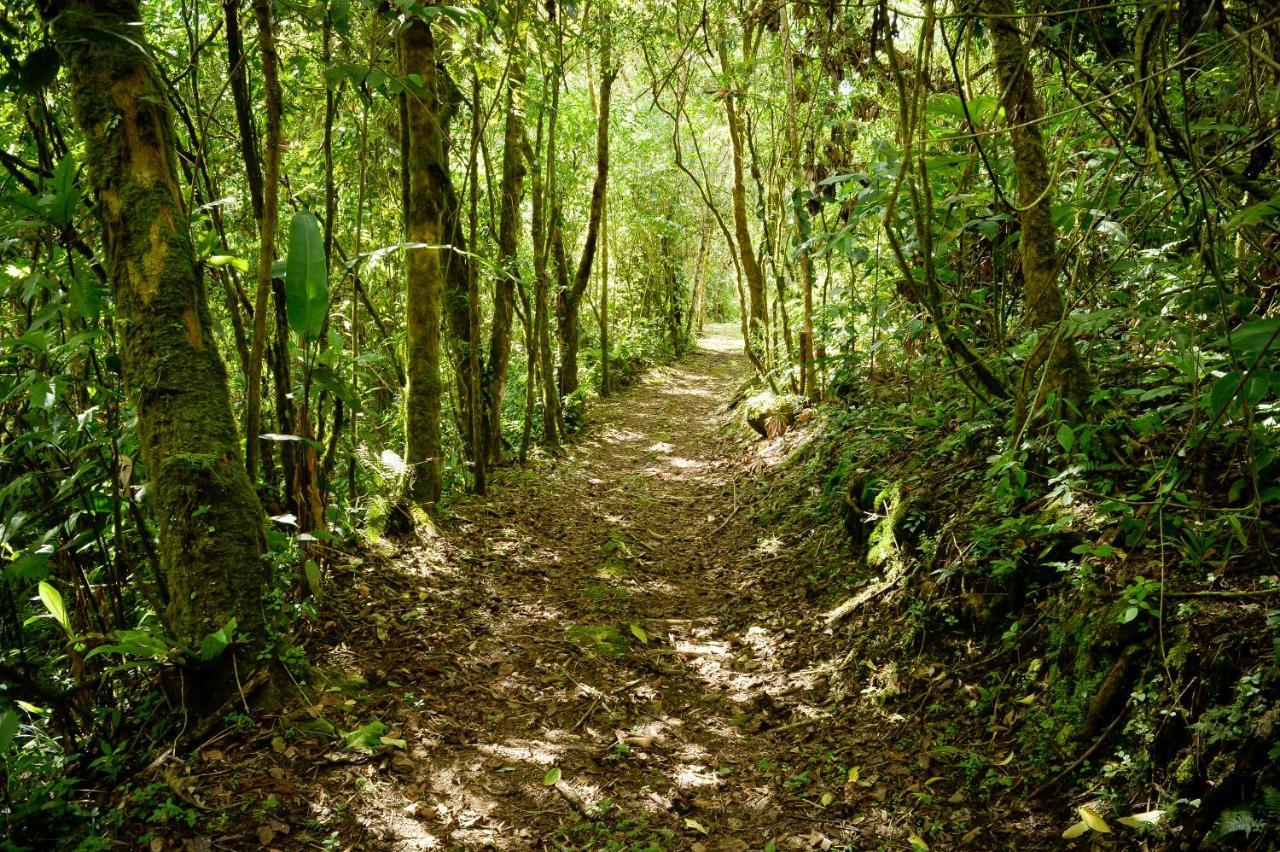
[308,328,880,849]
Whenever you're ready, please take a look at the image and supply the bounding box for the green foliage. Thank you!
[284,210,329,342]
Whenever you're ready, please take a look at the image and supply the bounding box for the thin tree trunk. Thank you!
[51,0,269,696]
[400,18,446,507]
[718,31,768,365]
[600,191,611,395]
[528,95,561,441]
[983,0,1092,423]
[483,54,526,465]
[244,0,282,483]
[557,35,616,399]
[465,53,486,493]
[780,6,816,398]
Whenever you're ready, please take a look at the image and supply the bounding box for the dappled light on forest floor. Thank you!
[122,329,1058,849]
[287,330,942,848]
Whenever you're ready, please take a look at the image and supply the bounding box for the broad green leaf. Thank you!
[1056,423,1075,453]
[342,720,388,750]
[907,833,929,850]
[84,629,172,661]
[379,736,407,749]
[305,560,323,598]
[198,618,237,662]
[1210,372,1241,415]
[68,274,105,321]
[37,580,71,637]
[0,710,19,753]
[41,154,79,227]
[1078,805,1112,834]
[629,623,649,644]
[542,767,561,785]
[1226,194,1280,228]
[1216,318,1280,355]
[1062,820,1089,839]
[285,210,328,341]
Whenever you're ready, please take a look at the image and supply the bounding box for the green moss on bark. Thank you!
[50,0,271,694]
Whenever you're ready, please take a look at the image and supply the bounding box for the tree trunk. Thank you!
[463,53,485,493]
[557,39,616,399]
[50,0,269,694]
[528,106,561,441]
[400,18,445,507]
[600,191,611,395]
[244,0,282,483]
[482,58,526,465]
[718,33,768,363]
[780,6,817,399]
[983,0,1092,423]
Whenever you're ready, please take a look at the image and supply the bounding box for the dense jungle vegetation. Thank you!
[1,0,1279,847]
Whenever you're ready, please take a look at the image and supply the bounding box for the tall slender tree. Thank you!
[483,47,527,464]
[400,14,447,507]
[557,24,616,399]
[244,0,283,482]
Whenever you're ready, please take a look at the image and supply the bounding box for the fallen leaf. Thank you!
[1078,805,1112,834]
[907,832,929,850]
[542,767,561,786]
[1117,809,1164,830]
[1062,820,1089,839]
[685,818,709,834]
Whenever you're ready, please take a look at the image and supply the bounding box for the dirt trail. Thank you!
[286,328,946,849]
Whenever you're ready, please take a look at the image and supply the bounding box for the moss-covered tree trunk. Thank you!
[482,58,526,465]
[557,45,615,399]
[48,0,270,689]
[400,18,445,507]
[983,0,1092,423]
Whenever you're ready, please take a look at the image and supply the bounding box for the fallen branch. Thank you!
[823,561,908,625]
[1030,699,1129,799]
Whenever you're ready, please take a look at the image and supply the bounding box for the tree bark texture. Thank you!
[982,0,1092,421]
[482,60,527,464]
[49,0,270,687]
[400,18,445,506]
